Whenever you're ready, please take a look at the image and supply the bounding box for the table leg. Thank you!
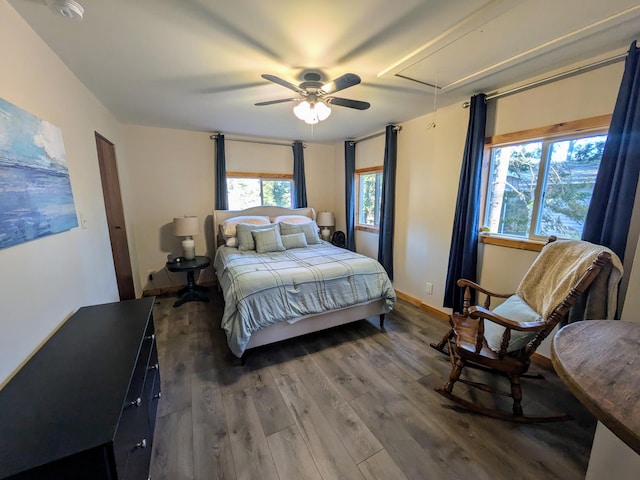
[173,270,209,307]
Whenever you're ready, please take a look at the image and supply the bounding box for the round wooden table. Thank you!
[166,255,210,307]
[551,320,640,455]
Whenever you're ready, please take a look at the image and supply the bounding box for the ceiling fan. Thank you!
[255,71,370,124]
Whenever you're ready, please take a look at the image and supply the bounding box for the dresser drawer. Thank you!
[125,333,155,408]
[0,298,158,480]
[114,324,158,477]
[146,343,161,437]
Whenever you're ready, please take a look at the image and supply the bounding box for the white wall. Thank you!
[333,56,638,361]
[354,134,386,259]
[121,129,336,290]
[0,2,126,386]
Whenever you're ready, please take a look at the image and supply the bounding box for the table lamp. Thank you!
[316,211,335,241]
[174,216,199,260]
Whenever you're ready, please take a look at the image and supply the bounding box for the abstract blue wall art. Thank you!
[0,97,78,249]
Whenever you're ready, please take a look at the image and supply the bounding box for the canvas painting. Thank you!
[0,97,78,249]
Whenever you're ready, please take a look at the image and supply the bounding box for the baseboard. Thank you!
[531,352,553,371]
[142,280,217,298]
[395,290,450,322]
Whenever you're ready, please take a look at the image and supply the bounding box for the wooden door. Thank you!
[95,132,135,300]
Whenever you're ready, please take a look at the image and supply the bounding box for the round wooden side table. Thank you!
[166,255,210,307]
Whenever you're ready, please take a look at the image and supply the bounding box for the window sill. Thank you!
[479,234,546,252]
[356,225,379,234]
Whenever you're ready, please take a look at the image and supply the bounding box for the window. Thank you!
[226,172,292,210]
[356,167,383,231]
[483,124,607,241]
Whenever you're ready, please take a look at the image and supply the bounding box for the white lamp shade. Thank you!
[293,100,331,125]
[316,211,335,227]
[174,216,199,237]
[315,101,331,121]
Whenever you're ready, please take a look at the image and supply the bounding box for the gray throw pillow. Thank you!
[252,227,285,254]
[236,223,275,251]
[281,232,308,250]
[484,295,542,353]
[279,221,320,244]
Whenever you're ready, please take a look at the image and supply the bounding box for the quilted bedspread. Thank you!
[214,242,396,357]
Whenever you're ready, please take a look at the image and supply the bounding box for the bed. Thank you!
[213,206,396,358]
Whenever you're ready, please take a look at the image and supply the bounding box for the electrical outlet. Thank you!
[425,282,433,295]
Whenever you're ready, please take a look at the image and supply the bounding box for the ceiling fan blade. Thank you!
[255,98,298,106]
[320,73,361,95]
[326,97,370,110]
[261,74,306,94]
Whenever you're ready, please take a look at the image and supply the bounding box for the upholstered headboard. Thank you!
[213,206,316,251]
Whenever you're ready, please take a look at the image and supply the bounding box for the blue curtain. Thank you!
[344,141,356,251]
[215,134,228,210]
[292,141,307,208]
[582,41,640,262]
[443,94,487,313]
[377,125,398,280]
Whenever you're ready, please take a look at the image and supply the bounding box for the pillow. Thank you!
[221,215,270,238]
[281,232,308,250]
[271,214,313,224]
[279,221,321,244]
[236,223,276,251]
[484,295,543,353]
[252,227,285,254]
[225,237,238,248]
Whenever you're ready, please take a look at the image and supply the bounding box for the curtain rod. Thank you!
[209,134,306,148]
[462,52,627,108]
[351,125,402,144]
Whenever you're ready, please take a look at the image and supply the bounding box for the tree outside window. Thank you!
[357,169,383,228]
[227,177,292,210]
[485,133,606,240]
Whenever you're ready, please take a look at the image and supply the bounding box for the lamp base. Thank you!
[182,237,195,260]
[321,227,331,242]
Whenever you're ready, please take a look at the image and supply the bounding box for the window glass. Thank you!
[537,136,606,239]
[486,142,541,237]
[227,178,292,210]
[484,133,606,240]
[357,171,383,227]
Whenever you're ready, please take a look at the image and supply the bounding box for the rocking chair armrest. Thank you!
[469,306,547,332]
[456,279,513,299]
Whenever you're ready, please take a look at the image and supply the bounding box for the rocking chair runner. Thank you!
[433,239,618,423]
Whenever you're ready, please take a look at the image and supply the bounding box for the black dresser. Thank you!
[0,297,160,480]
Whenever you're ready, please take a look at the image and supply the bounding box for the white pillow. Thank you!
[279,221,321,244]
[221,215,270,237]
[252,227,285,253]
[281,233,308,249]
[484,295,543,353]
[271,215,313,224]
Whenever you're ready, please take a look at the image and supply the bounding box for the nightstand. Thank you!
[166,255,210,307]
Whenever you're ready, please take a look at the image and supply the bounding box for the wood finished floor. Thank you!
[149,291,596,480]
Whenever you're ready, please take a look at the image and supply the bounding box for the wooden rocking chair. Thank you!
[433,239,615,422]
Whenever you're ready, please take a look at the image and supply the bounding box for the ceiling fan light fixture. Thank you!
[293,100,331,125]
[46,0,84,20]
[315,101,331,121]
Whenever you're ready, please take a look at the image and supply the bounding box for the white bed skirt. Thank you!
[244,299,387,351]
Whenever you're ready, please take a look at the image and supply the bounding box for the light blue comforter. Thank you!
[214,242,396,357]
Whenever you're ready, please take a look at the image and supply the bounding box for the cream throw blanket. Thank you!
[516,240,623,322]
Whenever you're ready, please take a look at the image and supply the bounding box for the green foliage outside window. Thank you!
[485,133,606,240]
[227,178,291,210]
[358,172,382,226]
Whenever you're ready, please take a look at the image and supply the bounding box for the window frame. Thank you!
[480,114,611,251]
[226,171,293,209]
[355,166,383,233]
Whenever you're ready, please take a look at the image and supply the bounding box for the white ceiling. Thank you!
[8,0,640,143]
